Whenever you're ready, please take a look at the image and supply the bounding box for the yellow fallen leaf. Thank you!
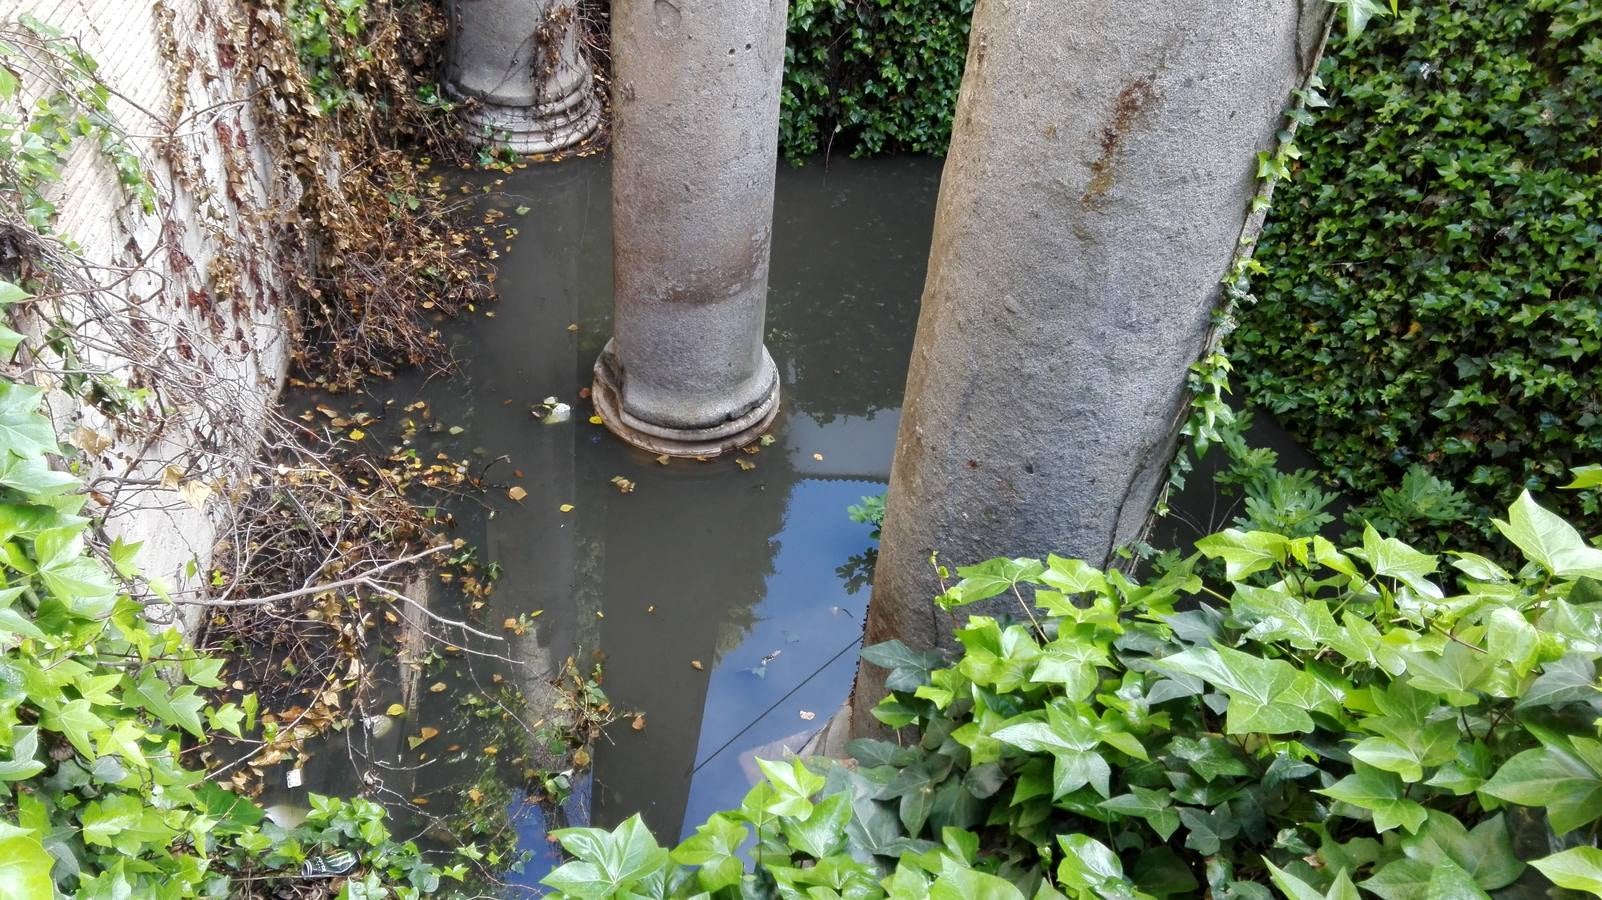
[572,747,591,767]
[349,429,366,441]
[690,660,704,671]
[429,682,446,693]
[385,703,405,716]
[467,787,483,804]
[656,454,670,465]
[559,503,575,513]
[735,459,755,471]
[507,486,528,501]
[588,415,603,425]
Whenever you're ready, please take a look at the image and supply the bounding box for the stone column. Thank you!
[591,0,788,457]
[444,0,601,153]
[849,0,1329,735]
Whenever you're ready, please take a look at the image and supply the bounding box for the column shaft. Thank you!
[593,0,788,456]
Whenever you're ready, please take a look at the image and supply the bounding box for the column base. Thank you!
[451,81,602,155]
[590,348,780,458]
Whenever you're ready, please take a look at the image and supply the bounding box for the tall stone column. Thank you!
[849,0,1329,735]
[591,0,787,457]
[444,0,601,153]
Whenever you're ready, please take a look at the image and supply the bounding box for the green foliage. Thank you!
[0,338,447,895]
[780,0,973,161]
[540,487,1602,898]
[0,17,154,231]
[1235,0,1602,548]
[848,493,886,540]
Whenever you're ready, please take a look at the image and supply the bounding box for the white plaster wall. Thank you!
[2,0,294,621]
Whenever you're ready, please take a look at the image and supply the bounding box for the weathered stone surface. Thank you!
[851,0,1329,734]
[595,0,788,455]
[444,0,600,153]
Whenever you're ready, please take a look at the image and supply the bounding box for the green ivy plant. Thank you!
[541,483,1602,898]
[780,0,973,162]
[0,320,450,896]
[1234,0,1602,548]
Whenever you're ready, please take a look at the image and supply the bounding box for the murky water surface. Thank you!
[292,156,941,888]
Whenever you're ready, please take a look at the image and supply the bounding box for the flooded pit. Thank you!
[281,155,943,888]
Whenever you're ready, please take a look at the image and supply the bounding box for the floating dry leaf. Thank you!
[632,714,646,731]
[385,703,405,716]
[656,454,670,465]
[690,660,705,671]
[349,428,366,441]
[735,459,755,471]
[610,475,636,493]
[467,787,484,803]
[559,503,575,513]
[507,486,527,502]
[588,415,604,425]
[407,726,440,749]
[572,747,591,767]
[429,682,446,693]
[760,434,776,446]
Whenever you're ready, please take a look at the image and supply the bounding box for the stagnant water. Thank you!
[280,155,943,889]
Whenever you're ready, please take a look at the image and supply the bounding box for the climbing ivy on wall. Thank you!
[1233,0,1602,548]
[780,0,972,161]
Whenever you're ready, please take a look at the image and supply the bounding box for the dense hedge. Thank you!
[1234,0,1602,545]
[780,0,970,160]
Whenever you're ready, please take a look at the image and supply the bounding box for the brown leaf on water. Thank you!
[572,747,591,767]
[610,476,635,493]
[656,455,670,465]
[632,714,646,731]
[407,726,439,749]
[507,486,527,502]
[690,660,704,671]
[735,459,755,471]
[429,682,446,693]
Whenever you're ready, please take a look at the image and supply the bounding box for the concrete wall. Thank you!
[2,0,293,617]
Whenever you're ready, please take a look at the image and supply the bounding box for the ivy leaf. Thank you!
[0,822,55,900]
[1056,834,1132,898]
[783,793,850,859]
[1494,491,1602,579]
[1151,646,1320,734]
[937,557,1044,610]
[1352,525,1441,599]
[860,640,943,692]
[544,814,670,899]
[1399,811,1523,891]
[0,382,58,461]
[1098,786,1180,840]
[1029,634,1109,700]
[1563,465,1602,490]
[1530,846,1602,895]
[671,813,746,893]
[1517,653,1599,709]
[993,705,1110,799]
[1402,642,1490,705]
[0,726,44,782]
[755,757,825,819]
[43,697,106,758]
[1040,555,1109,595]
[1317,764,1428,833]
[1266,859,1359,900]
[1481,739,1602,834]
[1195,529,1289,580]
